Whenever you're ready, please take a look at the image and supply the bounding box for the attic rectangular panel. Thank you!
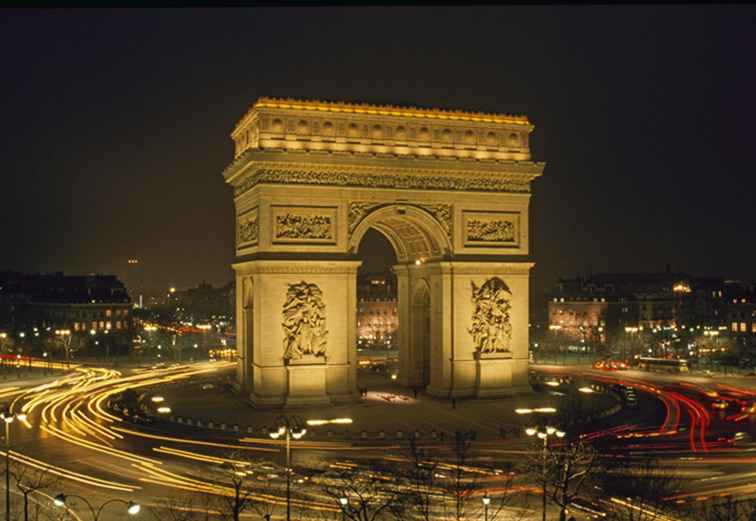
[271,205,338,245]
[462,211,521,249]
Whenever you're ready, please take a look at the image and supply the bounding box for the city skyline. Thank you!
[2,8,755,295]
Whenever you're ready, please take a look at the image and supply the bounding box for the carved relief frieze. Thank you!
[348,202,383,233]
[418,203,452,238]
[233,167,533,198]
[469,277,512,355]
[282,281,328,361]
[236,207,259,248]
[272,206,337,244]
[463,211,520,248]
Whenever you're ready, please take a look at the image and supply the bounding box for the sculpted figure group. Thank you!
[282,281,328,361]
[469,277,513,354]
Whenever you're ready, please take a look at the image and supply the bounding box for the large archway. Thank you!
[225,97,543,406]
[350,204,451,392]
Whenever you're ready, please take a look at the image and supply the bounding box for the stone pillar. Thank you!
[395,265,412,387]
[233,260,361,407]
[234,274,252,393]
[422,261,534,398]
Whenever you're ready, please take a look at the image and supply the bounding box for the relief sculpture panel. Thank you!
[236,207,259,248]
[282,281,328,361]
[469,277,513,355]
[463,211,519,248]
[272,206,337,244]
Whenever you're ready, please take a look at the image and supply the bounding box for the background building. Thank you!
[546,268,755,363]
[357,271,398,350]
[0,271,133,358]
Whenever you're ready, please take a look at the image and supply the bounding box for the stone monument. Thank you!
[223,97,544,406]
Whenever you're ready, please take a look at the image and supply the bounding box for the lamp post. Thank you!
[53,494,140,521]
[516,406,562,521]
[482,493,491,521]
[526,425,566,521]
[269,416,306,521]
[338,496,348,521]
[1,410,27,521]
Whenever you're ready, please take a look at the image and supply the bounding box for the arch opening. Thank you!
[353,205,450,392]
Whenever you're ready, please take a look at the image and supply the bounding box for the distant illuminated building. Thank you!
[1,272,133,335]
[548,268,730,347]
[125,258,144,308]
[357,272,397,348]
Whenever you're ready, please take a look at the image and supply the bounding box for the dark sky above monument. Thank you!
[2,7,755,297]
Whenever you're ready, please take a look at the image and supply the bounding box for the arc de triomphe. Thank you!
[223,98,544,407]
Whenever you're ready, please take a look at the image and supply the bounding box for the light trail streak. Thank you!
[4,450,137,492]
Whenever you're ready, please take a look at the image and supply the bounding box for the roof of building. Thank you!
[1,272,131,304]
[235,96,531,132]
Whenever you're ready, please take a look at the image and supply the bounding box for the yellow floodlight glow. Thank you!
[307,418,353,426]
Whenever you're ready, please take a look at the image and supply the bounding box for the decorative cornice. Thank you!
[233,97,531,136]
[232,260,362,275]
[223,147,543,181]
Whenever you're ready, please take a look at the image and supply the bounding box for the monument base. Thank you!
[285,356,330,407]
[475,352,520,398]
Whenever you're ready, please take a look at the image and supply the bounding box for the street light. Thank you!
[269,416,306,521]
[517,406,564,521]
[1,410,27,521]
[53,494,140,521]
[526,424,566,521]
[338,496,348,521]
[482,493,491,521]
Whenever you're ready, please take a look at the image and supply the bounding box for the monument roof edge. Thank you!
[232,96,533,135]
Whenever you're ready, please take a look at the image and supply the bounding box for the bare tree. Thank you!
[598,457,682,521]
[215,462,260,521]
[150,492,219,521]
[323,466,407,521]
[691,496,756,521]
[401,437,441,521]
[444,430,477,521]
[546,439,599,521]
[10,461,58,521]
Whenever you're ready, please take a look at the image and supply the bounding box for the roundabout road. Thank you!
[6,361,756,520]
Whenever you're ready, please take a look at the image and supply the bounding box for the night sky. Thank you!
[2,7,755,297]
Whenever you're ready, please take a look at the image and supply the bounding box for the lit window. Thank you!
[752,323,756,334]
[731,322,738,332]
[740,322,747,333]
[116,321,122,329]
[99,321,105,329]
[106,309,112,317]
[92,321,97,330]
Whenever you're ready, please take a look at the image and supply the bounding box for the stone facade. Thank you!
[224,97,544,406]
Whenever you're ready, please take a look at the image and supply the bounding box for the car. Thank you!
[201,383,215,391]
